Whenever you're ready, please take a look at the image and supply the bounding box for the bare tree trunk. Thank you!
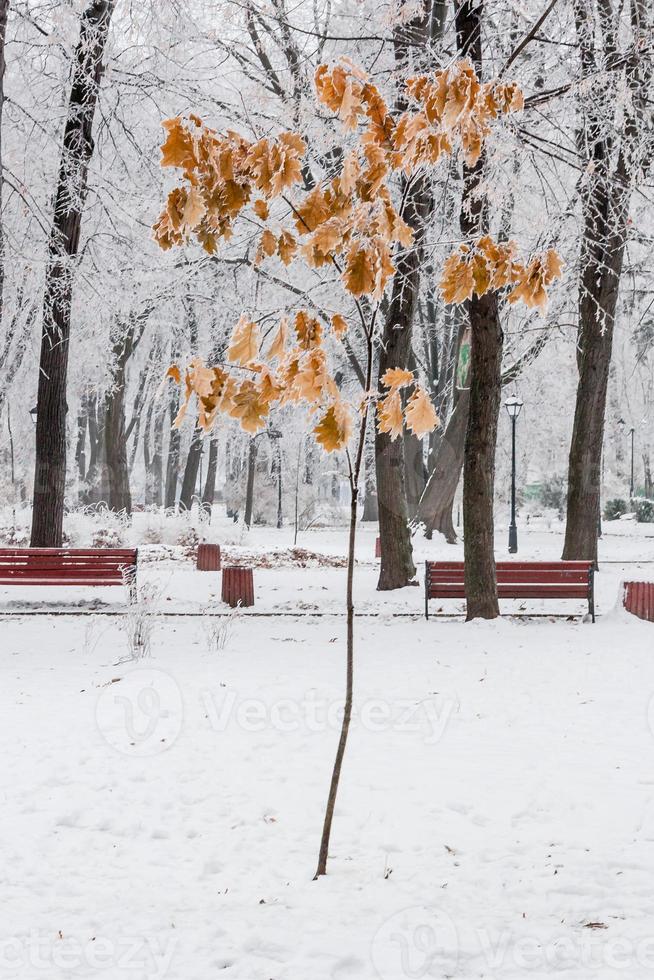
[644,452,653,498]
[463,291,502,619]
[30,0,115,546]
[105,325,136,515]
[143,400,155,506]
[179,427,203,511]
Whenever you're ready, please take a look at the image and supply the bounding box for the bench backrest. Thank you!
[0,548,138,585]
[426,560,593,598]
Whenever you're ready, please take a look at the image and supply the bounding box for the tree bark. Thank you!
[463,292,502,619]
[30,0,115,546]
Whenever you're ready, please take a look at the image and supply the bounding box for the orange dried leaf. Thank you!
[253,199,269,220]
[440,250,474,305]
[313,401,352,453]
[381,368,414,389]
[228,316,260,365]
[267,318,288,359]
[160,117,197,170]
[377,389,404,440]
[277,231,297,265]
[343,243,376,297]
[294,311,322,350]
[228,380,270,433]
[404,386,439,438]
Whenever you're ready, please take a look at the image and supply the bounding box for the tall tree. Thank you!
[375,2,440,590]
[30,0,116,546]
[563,0,653,562]
[0,0,9,326]
[455,0,504,619]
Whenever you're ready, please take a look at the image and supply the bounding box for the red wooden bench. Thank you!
[0,548,139,601]
[425,560,595,621]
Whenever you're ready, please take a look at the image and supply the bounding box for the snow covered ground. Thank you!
[1,520,653,979]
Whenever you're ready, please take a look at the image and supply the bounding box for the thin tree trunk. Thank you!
[105,326,134,515]
[75,394,88,505]
[152,404,165,507]
[315,332,373,879]
[202,437,219,514]
[143,399,155,506]
[30,0,115,546]
[361,414,378,521]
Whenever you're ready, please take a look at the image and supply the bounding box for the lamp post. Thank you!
[505,395,523,554]
[629,426,635,499]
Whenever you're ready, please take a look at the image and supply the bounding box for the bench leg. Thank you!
[589,567,595,623]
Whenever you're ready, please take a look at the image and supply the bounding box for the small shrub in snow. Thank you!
[633,498,654,523]
[604,498,628,521]
[177,524,200,556]
[91,526,124,548]
[538,475,567,514]
[0,525,30,546]
[119,567,162,661]
[202,605,240,653]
